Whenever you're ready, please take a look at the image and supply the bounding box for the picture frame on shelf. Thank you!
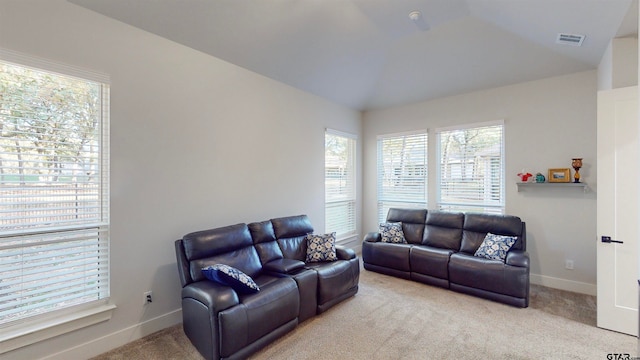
[548,168,571,183]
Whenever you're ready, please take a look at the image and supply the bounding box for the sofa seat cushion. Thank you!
[449,253,528,299]
[409,246,453,280]
[362,241,412,272]
[218,275,299,357]
[305,259,359,306]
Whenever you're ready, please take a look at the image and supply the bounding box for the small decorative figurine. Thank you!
[572,158,583,183]
[517,170,533,182]
[535,173,545,183]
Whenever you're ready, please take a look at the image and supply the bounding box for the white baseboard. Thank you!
[42,309,183,360]
[530,273,596,296]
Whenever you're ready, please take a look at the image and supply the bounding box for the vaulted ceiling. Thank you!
[70,0,637,111]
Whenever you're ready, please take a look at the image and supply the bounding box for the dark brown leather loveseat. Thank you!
[362,208,529,307]
[175,214,359,360]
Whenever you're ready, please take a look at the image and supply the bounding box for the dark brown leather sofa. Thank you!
[175,215,359,360]
[362,208,529,308]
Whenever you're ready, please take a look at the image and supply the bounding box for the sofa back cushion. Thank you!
[182,223,262,282]
[386,208,427,244]
[460,214,525,254]
[422,211,464,251]
[248,220,284,264]
[271,215,314,261]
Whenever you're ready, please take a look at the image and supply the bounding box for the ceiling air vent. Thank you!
[556,33,585,46]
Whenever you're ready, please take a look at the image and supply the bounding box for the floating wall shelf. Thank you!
[516,182,588,192]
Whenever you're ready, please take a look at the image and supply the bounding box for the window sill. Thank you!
[337,233,359,245]
[0,303,116,354]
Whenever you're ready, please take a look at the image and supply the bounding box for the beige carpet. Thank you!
[92,269,636,359]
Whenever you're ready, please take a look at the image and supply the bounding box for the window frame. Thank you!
[324,128,357,241]
[435,120,505,214]
[0,48,114,353]
[376,130,428,223]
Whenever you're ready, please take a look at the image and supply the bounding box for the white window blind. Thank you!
[0,56,110,326]
[325,129,356,240]
[437,121,504,214]
[377,131,427,223]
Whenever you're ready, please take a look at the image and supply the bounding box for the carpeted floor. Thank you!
[92,269,636,360]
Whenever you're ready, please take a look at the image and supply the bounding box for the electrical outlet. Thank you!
[144,291,153,305]
[565,260,574,270]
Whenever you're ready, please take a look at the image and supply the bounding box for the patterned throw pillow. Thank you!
[379,222,407,244]
[202,264,260,293]
[473,233,517,262]
[305,232,338,262]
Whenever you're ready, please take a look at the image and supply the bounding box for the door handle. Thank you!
[602,236,623,244]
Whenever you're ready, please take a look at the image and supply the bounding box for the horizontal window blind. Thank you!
[0,58,110,326]
[0,228,109,322]
[325,130,356,239]
[437,122,504,214]
[377,132,427,223]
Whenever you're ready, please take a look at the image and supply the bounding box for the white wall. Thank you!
[0,1,361,359]
[598,37,639,90]
[363,70,598,295]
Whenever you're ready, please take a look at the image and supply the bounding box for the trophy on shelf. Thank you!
[571,158,583,183]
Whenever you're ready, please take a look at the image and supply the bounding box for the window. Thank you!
[437,121,504,214]
[325,129,356,240]
[0,54,110,330]
[377,131,427,223]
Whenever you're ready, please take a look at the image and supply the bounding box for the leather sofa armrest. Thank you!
[336,245,356,260]
[364,232,381,243]
[263,258,306,274]
[506,250,529,268]
[182,280,239,313]
[175,239,192,287]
